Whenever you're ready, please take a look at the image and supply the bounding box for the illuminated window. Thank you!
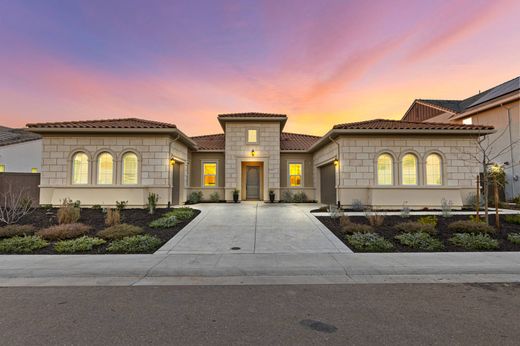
[203,162,217,187]
[377,154,393,185]
[31,168,38,173]
[289,163,302,187]
[426,154,442,185]
[0,164,5,172]
[122,152,138,184]
[401,154,417,185]
[97,152,114,184]
[462,117,472,125]
[72,152,89,185]
[247,129,257,143]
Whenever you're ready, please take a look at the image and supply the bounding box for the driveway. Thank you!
[157,202,350,254]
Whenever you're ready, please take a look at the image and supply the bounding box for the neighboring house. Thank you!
[26,114,494,209]
[403,76,520,199]
[0,126,42,173]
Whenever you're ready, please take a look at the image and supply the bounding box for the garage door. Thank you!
[320,163,336,205]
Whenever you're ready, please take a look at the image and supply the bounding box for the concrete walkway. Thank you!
[157,202,350,254]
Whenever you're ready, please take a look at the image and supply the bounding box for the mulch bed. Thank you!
[8,207,200,254]
[317,214,520,252]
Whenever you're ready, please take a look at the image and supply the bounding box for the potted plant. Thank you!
[233,189,240,203]
[269,190,276,203]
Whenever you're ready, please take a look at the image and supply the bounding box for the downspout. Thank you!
[329,136,341,206]
[168,133,181,206]
[502,104,516,198]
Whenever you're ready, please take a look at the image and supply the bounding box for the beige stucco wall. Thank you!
[187,152,226,201]
[224,122,281,201]
[39,134,189,207]
[279,153,315,200]
[312,141,339,204]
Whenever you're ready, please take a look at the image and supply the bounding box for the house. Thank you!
[26,113,494,209]
[0,126,42,173]
[403,76,520,199]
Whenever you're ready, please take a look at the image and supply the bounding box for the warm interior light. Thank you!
[170,158,176,166]
[251,149,255,157]
[333,159,339,167]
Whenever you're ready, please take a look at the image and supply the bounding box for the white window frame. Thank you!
[376,153,394,186]
[97,152,115,185]
[401,153,418,186]
[425,153,443,186]
[247,129,258,144]
[287,161,304,187]
[71,152,90,185]
[202,161,218,187]
[121,152,139,185]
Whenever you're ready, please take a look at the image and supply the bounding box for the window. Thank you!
[426,153,442,185]
[289,163,303,187]
[377,154,393,185]
[97,152,114,184]
[247,129,257,143]
[31,168,38,173]
[462,117,473,125]
[122,152,138,184]
[0,164,5,172]
[72,152,89,185]
[401,154,417,185]
[203,162,217,187]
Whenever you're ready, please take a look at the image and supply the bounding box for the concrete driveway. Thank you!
[157,202,350,254]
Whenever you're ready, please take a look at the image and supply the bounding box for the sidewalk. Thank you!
[2,252,520,286]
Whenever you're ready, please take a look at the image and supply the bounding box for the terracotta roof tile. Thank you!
[26,118,176,129]
[191,134,225,150]
[333,119,494,131]
[190,132,320,151]
[218,112,287,118]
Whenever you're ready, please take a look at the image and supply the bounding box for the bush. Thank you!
[351,199,364,211]
[339,215,351,228]
[54,236,106,253]
[115,200,128,211]
[57,198,80,224]
[417,215,437,226]
[508,233,520,245]
[346,233,394,252]
[447,220,495,234]
[469,215,485,223]
[0,224,35,238]
[394,222,436,234]
[105,208,121,226]
[107,235,162,253]
[0,236,48,253]
[364,210,385,227]
[0,186,34,225]
[449,233,499,250]
[342,223,374,234]
[441,198,453,218]
[97,224,143,240]
[281,191,293,202]
[149,215,178,228]
[187,191,203,204]
[91,204,102,210]
[36,223,91,240]
[165,208,195,221]
[395,232,444,251]
[400,202,410,218]
[209,192,220,202]
[505,214,520,225]
[292,192,308,203]
[146,193,159,215]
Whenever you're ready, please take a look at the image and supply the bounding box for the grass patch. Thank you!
[449,233,499,250]
[447,220,495,234]
[97,224,143,240]
[54,236,106,253]
[107,235,162,253]
[36,223,90,240]
[0,224,36,238]
[0,236,49,253]
[394,221,436,234]
[507,233,520,245]
[395,232,444,251]
[346,232,394,252]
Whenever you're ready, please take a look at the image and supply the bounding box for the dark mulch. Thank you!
[4,207,200,254]
[317,214,520,253]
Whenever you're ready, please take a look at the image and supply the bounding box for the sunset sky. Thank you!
[1,0,519,136]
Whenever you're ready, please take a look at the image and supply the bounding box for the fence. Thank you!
[0,173,40,206]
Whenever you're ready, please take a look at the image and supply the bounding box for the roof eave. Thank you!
[450,92,520,120]
[217,117,288,131]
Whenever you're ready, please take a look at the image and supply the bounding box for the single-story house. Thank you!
[26,113,494,209]
[0,126,42,173]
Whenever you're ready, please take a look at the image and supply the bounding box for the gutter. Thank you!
[328,136,341,206]
[502,103,517,198]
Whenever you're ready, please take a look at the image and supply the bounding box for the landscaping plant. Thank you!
[188,191,203,204]
[36,223,91,240]
[115,200,128,211]
[449,233,499,250]
[149,215,178,228]
[395,232,444,251]
[364,209,385,227]
[417,215,438,226]
[507,233,520,245]
[505,214,520,225]
[91,204,102,210]
[346,232,394,252]
[54,236,106,253]
[469,215,486,223]
[0,236,48,254]
[0,224,35,238]
[394,221,436,234]
[342,223,374,234]
[281,191,293,203]
[0,186,34,225]
[146,193,159,214]
[447,220,495,234]
[351,199,364,211]
[400,201,410,218]
[209,192,220,202]
[441,198,453,218]
[105,208,121,226]
[57,198,80,224]
[165,208,195,220]
[107,234,162,253]
[97,224,143,240]
[292,191,308,203]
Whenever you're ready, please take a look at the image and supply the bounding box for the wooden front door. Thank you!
[246,166,260,200]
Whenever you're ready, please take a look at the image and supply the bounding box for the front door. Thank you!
[246,166,260,200]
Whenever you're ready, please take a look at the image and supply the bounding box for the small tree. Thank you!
[0,185,34,225]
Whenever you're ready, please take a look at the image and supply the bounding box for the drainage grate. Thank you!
[230,247,241,250]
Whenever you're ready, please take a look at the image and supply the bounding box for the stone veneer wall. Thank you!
[224,122,281,201]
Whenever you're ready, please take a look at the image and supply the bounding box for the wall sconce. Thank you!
[333,159,339,167]
[251,149,255,157]
[169,158,176,166]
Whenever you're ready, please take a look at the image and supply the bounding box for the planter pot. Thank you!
[233,194,239,203]
[269,193,275,203]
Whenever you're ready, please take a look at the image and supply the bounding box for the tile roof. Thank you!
[0,127,41,147]
[218,112,287,118]
[26,118,176,129]
[332,119,494,131]
[190,132,320,151]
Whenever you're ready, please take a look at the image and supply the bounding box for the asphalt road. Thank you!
[0,283,519,345]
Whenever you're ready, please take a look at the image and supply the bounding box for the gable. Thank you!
[402,102,446,122]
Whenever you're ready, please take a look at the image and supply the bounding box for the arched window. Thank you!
[122,152,138,184]
[426,153,442,185]
[377,154,393,185]
[72,152,89,185]
[97,152,114,185]
[401,154,417,185]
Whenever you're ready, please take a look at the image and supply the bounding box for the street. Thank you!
[0,283,519,345]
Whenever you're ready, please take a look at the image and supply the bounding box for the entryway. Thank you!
[319,162,336,205]
[241,162,263,200]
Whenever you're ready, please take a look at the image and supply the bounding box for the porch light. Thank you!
[170,158,176,166]
[333,159,339,167]
[251,149,255,157]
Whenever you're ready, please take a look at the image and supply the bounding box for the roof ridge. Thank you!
[281,131,321,138]
[190,133,224,138]
[462,75,520,102]
[26,117,177,129]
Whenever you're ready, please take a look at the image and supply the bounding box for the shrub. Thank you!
[417,215,438,226]
[54,236,106,253]
[165,207,195,221]
[507,233,520,245]
[57,198,80,224]
[115,200,128,211]
[105,208,121,226]
[149,215,178,228]
[505,214,520,225]
[469,215,485,223]
[107,235,162,253]
[209,192,220,202]
[281,191,293,202]
[449,233,499,250]
[0,224,35,238]
[187,191,203,204]
[339,215,351,228]
[351,199,364,211]
[447,220,495,234]
[364,210,385,227]
[36,223,91,240]
[146,193,159,215]
[394,221,436,234]
[441,198,453,218]
[346,233,394,252]
[292,192,308,203]
[400,201,410,218]
[342,223,374,234]
[395,232,444,251]
[97,224,143,240]
[91,204,102,210]
[0,185,34,225]
[0,236,48,253]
